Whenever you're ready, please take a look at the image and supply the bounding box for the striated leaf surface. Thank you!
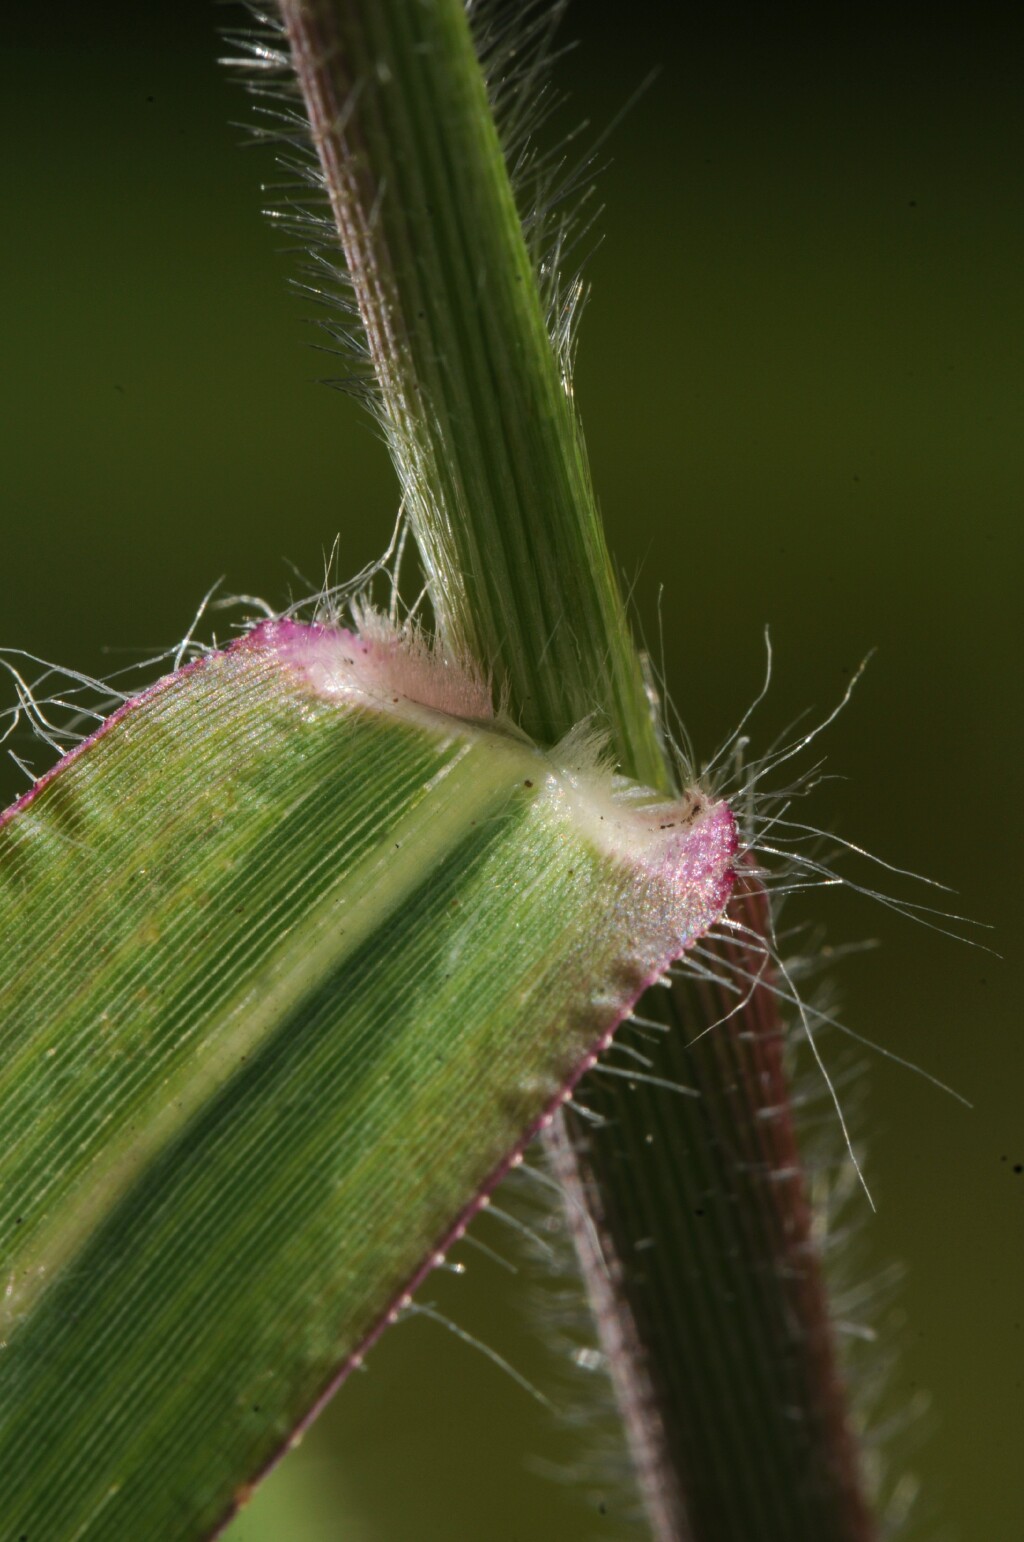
[0,617,734,1540]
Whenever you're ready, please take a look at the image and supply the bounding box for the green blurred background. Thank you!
[4,4,1020,1538]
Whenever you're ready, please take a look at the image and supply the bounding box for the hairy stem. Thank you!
[559,878,876,1540]
[271,2,876,1536]
[277,0,663,769]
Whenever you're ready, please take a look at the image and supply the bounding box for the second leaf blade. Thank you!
[0,616,734,1540]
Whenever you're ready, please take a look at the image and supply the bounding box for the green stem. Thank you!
[278,0,663,772]
[273,3,876,1538]
[558,879,876,1541]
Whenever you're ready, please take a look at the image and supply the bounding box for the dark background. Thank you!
[4,4,1020,1538]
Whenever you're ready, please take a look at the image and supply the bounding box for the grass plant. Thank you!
[3,4,1016,1539]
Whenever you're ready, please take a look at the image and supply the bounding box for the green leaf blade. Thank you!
[0,618,734,1539]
